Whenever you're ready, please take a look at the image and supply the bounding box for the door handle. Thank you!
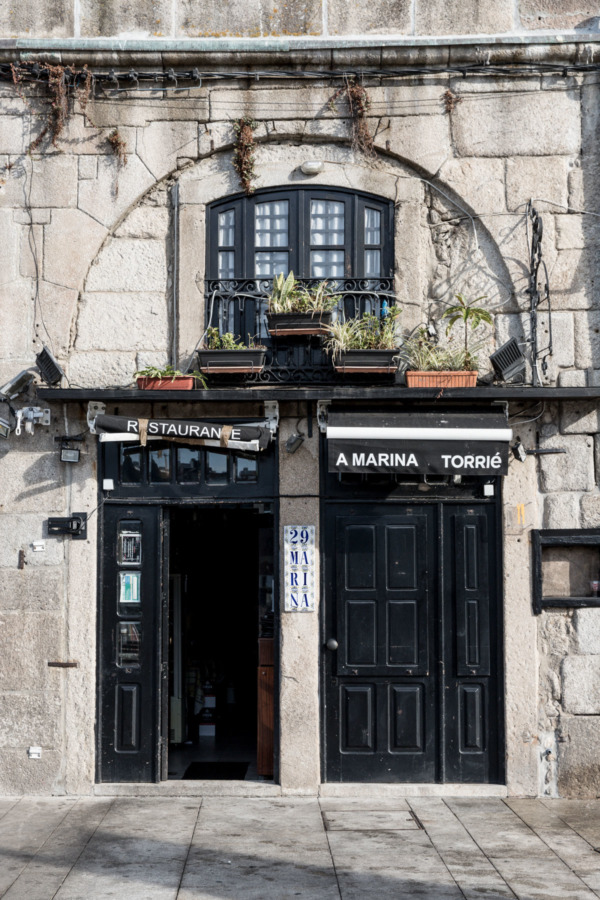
[326,638,339,651]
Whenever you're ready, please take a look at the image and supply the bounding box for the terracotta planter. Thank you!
[267,311,333,337]
[333,349,399,374]
[405,370,478,388]
[197,348,266,374]
[136,376,195,390]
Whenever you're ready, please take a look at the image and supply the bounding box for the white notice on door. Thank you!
[283,525,315,612]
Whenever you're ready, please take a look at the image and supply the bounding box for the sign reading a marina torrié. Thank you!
[328,439,509,476]
[283,525,315,612]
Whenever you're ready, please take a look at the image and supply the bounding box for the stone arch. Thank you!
[71,139,519,387]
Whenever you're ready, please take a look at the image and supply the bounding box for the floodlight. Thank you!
[490,338,526,383]
[0,413,10,439]
[36,346,64,386]
[0,369,35,400]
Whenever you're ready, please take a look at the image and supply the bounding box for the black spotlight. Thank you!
[489,337,526,383]
[36,346,65,386]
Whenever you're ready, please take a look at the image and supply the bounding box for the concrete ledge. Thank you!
[93,780,282,797]
[319,783,509,798]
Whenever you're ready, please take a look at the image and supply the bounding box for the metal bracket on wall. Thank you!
[317,400,331,433]
[87,401,106,433]
[47,513,88,540]
[264,401,279,435]
[526,201,553,386]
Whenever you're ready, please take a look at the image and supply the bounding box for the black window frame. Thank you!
[207,186,394,282]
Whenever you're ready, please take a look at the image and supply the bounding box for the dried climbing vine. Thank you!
[107,128,128,167]
[443,88,462,114]
[329,77,374,155]
[232,116,258,195]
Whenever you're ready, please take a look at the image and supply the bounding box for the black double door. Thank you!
[323,501,503,784]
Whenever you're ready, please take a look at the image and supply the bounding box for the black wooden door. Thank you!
[98,505,164,783]
[323,502,502,783]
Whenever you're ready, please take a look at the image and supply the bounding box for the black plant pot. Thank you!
[333,349,399,373]
[267,311,333,337]
[197,348,266,374]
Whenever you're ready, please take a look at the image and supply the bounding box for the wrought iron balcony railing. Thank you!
[203,277,398,384]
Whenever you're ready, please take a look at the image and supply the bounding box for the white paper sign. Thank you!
[284,525,315,612]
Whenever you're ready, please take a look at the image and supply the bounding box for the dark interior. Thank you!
[167,505,274,780]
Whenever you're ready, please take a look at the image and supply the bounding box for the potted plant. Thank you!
[197,328,267,374]
[402,294,492,388]
[135,364,207,391]
[324,307,402,373]
[266,272,340,336]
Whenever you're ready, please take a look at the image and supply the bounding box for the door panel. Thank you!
[324,501,502,784]
[98,505,163,783]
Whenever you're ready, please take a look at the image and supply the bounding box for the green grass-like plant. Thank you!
[268,272,341,315]
[203,327,265,350]
[324,307,401,361]
[135,364,207,388]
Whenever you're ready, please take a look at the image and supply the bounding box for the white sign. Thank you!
[284,525,315,612]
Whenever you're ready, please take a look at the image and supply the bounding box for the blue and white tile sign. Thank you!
[284,525,315,612]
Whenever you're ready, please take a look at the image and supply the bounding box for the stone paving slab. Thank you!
[1,797,600,899]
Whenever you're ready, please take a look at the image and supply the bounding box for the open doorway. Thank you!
[167,506,275,781]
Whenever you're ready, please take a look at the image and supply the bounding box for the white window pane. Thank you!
[218,209,235,246]
[310,200,345,246]
[218,251,235,279]
[311,249,344,279]
[365,249,381,277]
[365,208,381,245]
[255,251,289,277]
[255,201,289,248]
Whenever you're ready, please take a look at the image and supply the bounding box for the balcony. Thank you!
[204,276,397,384]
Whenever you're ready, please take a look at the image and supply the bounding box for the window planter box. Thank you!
[405,370,478,388]
[333,349,399,374]
[136,376,195,390]
[267,311,333,337]
[197,348,267,374]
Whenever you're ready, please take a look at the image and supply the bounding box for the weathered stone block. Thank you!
[43,209,108,292]
[0,208,19,286]
[539,430,594,492]
[437,158,506,215]
[0,568,63,611]
[550,249,598,311]
[0,116,28,156]
[29,156,78,208]
[581,493,600,528]
[32,282,78,359]
[555,215,598,251]
[574,311,600,369]
[78,153,155,229]
[374,114,451,177]
[558,370,587,388]
[115,206,170,240]
[329,0,411,34]
[0,613,62,691]
[520,0,600,30]
[561,401,600,435]
[85,237,167,292]
[86,95,209,128]
[557,716,600,797]
[0,452,65,514]
[178,0,322,36]
[505,157,570,213]
[575,609,600,654]
[563,656,600,713]
[0,514,65,568]
[543,493,580,529]
[80,0,173,36]
[453,92,580,158]
[0,749,63,794]
[0,691,61,748]
[137,121,198,181]
[0,280,32,361]
[0,0,72,36]
[76,292,169,352]
[78,156,98,181]
[416,0,513,33]
[67,351,136,388]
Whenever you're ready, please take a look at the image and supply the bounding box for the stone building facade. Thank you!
[1,1,600,797]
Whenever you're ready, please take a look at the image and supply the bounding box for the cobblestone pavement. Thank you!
[2,796,600,898]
